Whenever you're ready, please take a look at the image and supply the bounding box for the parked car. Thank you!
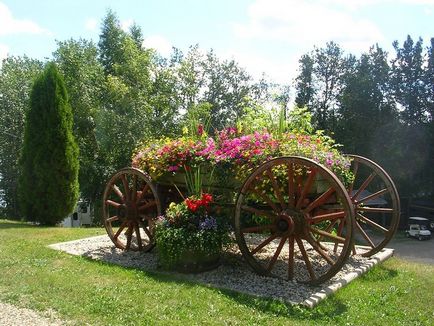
[405,217,432,240]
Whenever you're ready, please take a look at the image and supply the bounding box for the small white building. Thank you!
[61,200,92,227]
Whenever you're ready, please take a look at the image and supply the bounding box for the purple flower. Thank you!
[199,217,217,231]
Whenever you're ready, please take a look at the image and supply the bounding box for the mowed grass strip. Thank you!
[0,219,433,325]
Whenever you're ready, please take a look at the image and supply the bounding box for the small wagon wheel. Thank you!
[234,157,355,285]
[103,167,161,251]
[347,155,400,257]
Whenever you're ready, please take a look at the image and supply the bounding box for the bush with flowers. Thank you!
[155,193,229,271]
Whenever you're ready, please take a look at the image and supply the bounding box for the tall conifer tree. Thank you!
[19,62,79,225]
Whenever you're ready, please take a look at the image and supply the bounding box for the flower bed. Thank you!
[132,126,353,190]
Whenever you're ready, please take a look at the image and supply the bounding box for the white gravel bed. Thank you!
[0,301,66,326]
[48,235,394,307]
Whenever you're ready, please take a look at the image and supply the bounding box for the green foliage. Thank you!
[18,62,79,225]
[0,56,43,218]
[53,38,105,205]
[155,196,229,269]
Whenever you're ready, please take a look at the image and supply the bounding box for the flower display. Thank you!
[132,127,353,187]
[154,193,229,271]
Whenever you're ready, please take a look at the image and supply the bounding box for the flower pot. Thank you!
[174,249,221,273]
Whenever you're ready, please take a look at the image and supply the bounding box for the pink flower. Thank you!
[168,165,179,172]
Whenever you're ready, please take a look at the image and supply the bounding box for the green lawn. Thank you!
[0,219,433,325]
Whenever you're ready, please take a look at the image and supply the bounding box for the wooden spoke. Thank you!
[352,172,376,200]
[287,163,295,207]
[112,184,125,202]
[241,224,275,233]
[348,160,359,194]
[139,221,153,239]
[295,175,303,201]
[106,200,122,208]
[106,216,119,223]
[136,184,150,203]
[267,236,287,272]
[138,200,157,211]
[333,220,345,252]
[251,234,279,255]
[266,168,286,210]
[125,224,133,250]
[355,221,375,248]
[309,211,346,224]
[305,235,335,265]
[309,226,346,243]
[121,174,131,202]
[113,221,128,239]
[296,237,316,281]
[357,213,388,233]
[135,223,142,250]
[288,236,295,280]
[131,174,137,203]
[303,187,335,213]
[241,205,276,219]
[296,169,317,209]
[357,207,393,213]
[250,187,280,213]
[355,188,388,205]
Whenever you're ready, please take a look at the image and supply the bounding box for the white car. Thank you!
[405,217,432,240]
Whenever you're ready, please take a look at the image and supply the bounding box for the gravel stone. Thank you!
[0,302,66,326]
[49,235,394,306]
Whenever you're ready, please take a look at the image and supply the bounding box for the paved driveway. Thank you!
[386,232,434,265]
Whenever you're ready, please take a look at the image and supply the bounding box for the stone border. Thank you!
[302,248,394,307]
[49,236,394,308]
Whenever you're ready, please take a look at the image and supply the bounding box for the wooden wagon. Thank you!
[102,153,400,285]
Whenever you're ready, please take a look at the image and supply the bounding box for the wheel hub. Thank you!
[276,209,305,236]
[117,202,138,221]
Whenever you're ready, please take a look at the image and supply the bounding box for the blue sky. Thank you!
[1,0,433,83]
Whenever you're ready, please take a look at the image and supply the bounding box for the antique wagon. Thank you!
[102,137,400,285]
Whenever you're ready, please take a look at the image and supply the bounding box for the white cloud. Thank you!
[233,0,385,54]
[120,19,133,32]
[221,49,299,85]
[143,35,172,57]
[84,18,98,31]
[0,2,51,36]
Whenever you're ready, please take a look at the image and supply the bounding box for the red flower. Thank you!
[185,198,198,212]
[197,124,204,136]
[201,193,213,205]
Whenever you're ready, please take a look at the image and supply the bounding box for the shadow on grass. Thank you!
[75,251,349,320]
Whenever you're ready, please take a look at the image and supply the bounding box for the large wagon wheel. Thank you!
[347,155,400,257]
[234,157,355,285]
[103,167,161,251]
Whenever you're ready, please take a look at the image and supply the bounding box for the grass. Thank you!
[0,219,433,325]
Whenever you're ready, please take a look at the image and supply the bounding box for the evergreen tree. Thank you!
[391,35,427,124]
[129,22,144,50]
[294,54,314,109]
[18,62,79,225]
[98,9,127,75]
[337,45,396,156]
